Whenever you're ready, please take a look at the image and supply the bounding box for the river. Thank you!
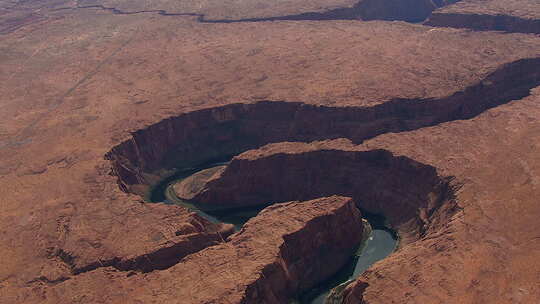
[150,163,397,304]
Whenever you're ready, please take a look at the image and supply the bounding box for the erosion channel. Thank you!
[101,57,539,303]
[149,162,397,304]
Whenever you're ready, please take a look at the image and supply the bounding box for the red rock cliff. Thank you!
[175,140,458,243]
[44,196,364,304]
[106,58,540,196]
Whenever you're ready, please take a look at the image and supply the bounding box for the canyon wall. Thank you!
[72,0,459,23]
[426,12,540,33]
[238,196,364,303]
[58,207,235,275]
[175,141,458,243]
[105,57,540,196]
[44,196,365,304]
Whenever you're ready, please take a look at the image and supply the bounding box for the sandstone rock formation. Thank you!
[336,87,540,304]
[173,141,458,244]
[173,165,226,200]
[172,87,540,303]
[40,196,365,303]
[108,57,540,195]
[60,207,235,274]
[1,0,540,303]
[426,0,540,33]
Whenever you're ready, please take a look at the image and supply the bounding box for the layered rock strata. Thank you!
[2,4,540,303]
[333,87,540,303]
[57,204,235,274]
[426,0,540,33]
[174,140,457,244]
[42,196,365,303]
[107,57,540,196]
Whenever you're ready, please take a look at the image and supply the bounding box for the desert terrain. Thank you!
[1,0,539,303]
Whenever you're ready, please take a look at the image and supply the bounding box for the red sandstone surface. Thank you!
[174,165,226,200]
[173,140,458,245]
[340,87,540,304]
[1,0,540,303]
[33,196,364,303]
[426,0,540,33]
[177,86,540,302]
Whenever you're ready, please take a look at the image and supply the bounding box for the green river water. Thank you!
[150,164,397,304]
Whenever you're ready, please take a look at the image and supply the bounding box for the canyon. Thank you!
[173,141,458,245]
[426,0,540,33]
[1,0,540,303]
[37,196,366,303]
[106,57,540,195]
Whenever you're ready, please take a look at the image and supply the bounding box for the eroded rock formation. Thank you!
[72,0,459,23]
[173,165,226,200]
[106,57,540,196]
[2,0,540,302]
[332,88,540,304]
[174,140,458,244]
[43,196,365,303]
[57,205,235,274]
[425,0,540,33]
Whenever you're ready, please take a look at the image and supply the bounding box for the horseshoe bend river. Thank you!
[149,163,398,304]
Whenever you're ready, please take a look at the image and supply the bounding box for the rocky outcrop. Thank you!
[174,140,458,243]
[323,88,540,304]
[44,196,365,303]
[425,0,540,33]
[106,57,540,196]
[326,280,368,304]
[173,165,226,200]
[58,206,235,274]
[426,12,540,34]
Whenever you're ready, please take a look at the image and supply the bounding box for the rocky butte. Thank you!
[0,0,539,303]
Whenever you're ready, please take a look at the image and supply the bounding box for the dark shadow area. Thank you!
[297,213,396,304]
[153,161,397,304]
[58,0,461,24]
[425,12,540,34]
[188,149,457,243]
[106,58,540,195]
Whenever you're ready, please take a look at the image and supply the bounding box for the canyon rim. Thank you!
[1,0,540,303]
